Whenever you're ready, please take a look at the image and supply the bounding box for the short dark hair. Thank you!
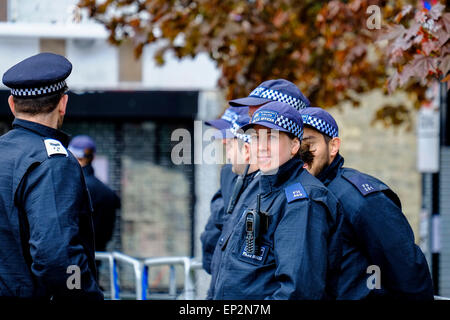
[304,124,332,144]
[12,86,67,115]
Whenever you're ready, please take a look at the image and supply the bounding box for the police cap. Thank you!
[299,107,339,138]
[2,52,72,98]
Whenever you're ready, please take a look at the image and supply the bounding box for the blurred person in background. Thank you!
[69,135,121,253]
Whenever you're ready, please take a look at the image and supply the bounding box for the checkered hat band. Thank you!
[230,121,250,143]
[221,110,239,123]
[302,115,338,138]
[250,88,307,111]
[10,80,67,97]
[273,114,303,140]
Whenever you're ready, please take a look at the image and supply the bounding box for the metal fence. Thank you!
[95,251,450,301]
[95,251,202,300]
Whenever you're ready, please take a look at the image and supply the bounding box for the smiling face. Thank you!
[249,125,300,173]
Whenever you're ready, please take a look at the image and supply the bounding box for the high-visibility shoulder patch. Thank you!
[285,182,308,203]
[44,138,68,157]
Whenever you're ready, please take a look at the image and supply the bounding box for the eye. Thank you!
[269,133,279,140]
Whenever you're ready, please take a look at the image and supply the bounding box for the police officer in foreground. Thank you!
[0,53,103,300]
[299,107,434,300]
[68,135,121,252]
[200,107,259,274]
[207,102,343,299]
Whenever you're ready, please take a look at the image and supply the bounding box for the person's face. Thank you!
[250,125,299,173]
[302,127,332,176]
[223,138,248,174]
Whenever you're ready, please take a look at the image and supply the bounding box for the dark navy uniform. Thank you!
[318,154,433,300]
[82,164,120,252]
[207,157,341,299]
[201,165,260,274]
[200,164,236,274]
[207,102,342,299]
[300,106,433,300]
[0,52,103,300]
[0,119,103,299]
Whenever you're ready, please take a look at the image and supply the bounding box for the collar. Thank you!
[82,164,95,177]
[260,157,304,194]
[12,118,70,147]
[243,169,260,188]
[317,153,344,186]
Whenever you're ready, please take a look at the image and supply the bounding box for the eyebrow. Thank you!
[302,136,317,141]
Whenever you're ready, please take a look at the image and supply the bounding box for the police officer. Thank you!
[68,135,121,252]
[200,107,259,274]
[299,107,434,300]
[207,102,342,299]
[0,53,103,300]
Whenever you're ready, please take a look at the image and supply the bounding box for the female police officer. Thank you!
[207,101,342,300]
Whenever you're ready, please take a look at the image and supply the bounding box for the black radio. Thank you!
[244,194,269,255]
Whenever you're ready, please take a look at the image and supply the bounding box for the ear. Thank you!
[291,137,300,156]
[58,94,68,116]
[243,142,251,163]
[329,137,341,157]
[8,95,16,116]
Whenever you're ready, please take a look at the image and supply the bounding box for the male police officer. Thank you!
[200,107,259,274]
[299,107,434,300]
[68,135,121,252]
[0,53,103,300]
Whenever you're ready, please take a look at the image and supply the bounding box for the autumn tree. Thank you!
[77,0,448,125]
[383,2,449,91]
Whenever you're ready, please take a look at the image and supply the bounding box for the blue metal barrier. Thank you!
[95,251,202,300]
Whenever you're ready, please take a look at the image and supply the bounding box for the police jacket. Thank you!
[207,157,342,300]
[0,118,103,300]
[82,164,120,252]
[318,154,434,300]
[201,165,259,274]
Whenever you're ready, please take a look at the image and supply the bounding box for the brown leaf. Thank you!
[422,40,440,55]
[439,54,450,75]
[378,24,406,41]
[273,10,289,28]
[429,3,445,20]
[405,55,437,80]
[394,5,413,23]
[442,13,450,33]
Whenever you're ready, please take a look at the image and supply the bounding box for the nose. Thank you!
[257,130,269,153]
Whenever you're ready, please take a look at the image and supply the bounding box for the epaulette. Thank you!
[341,170,384,196]
[285,182,308,203]
[43,138,68,157]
